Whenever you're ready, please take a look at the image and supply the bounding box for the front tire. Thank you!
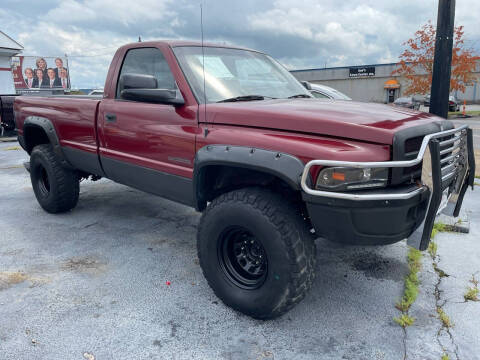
[30,144,79,213]
[197,187,316,319]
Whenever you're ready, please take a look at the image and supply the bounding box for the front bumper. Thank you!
[301,125,475,250]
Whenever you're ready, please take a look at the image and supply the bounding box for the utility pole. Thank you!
[429,0,456,119]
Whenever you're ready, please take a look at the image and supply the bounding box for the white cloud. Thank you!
[46,0,175,26]
[0,0,479,87]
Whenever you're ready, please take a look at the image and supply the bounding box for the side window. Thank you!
[116,47,176,98]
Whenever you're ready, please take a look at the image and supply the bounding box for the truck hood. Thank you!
[203,99,445,145]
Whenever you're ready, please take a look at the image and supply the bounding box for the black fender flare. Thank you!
[23,116,73,169]
[193,145,310,210]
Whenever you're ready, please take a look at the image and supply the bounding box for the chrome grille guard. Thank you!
[300,125,475,250]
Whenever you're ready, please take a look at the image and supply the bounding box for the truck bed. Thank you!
[14,95,104,175]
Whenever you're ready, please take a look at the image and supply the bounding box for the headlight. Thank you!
[315,167,388,191]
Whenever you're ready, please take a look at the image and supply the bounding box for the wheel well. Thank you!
[196,165,304,212]
[24,125,50,154]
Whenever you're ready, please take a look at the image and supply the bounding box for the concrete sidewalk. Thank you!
[406,185,480,360]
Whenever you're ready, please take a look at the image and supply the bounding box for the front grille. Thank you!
[392,123,467,188]
[438,132,467,190]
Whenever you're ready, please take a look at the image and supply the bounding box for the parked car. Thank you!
[14,40,475,319]
[449,96,460,112]
[424,94,460,112]
[0,95,19,136]
[88,89,104,96]
[308,83,352,100]
[424,94,430,107]
[393,96,421,110]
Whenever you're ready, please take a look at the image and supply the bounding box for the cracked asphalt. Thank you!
[0,141,479,360]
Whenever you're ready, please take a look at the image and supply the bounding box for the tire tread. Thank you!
[30,144,79,213]
[197,187,316,319]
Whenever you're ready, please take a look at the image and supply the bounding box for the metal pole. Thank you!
[430,0,456,119]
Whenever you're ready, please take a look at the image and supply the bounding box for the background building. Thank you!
[291,61,480,104]
[0,31,23,94]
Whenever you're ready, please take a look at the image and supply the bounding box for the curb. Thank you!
[437,210,470,234]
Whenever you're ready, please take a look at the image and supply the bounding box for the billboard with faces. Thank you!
[11,56,71,92]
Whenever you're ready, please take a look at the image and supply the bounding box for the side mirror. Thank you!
[119,73,184,106]
[121,88,185,106]
[301,81,312,90]
[119,73,157,92]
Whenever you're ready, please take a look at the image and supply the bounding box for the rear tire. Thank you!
[197,187,316,319]
[30,144,79,213]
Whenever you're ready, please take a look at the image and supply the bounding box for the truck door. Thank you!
[98,47,197,206]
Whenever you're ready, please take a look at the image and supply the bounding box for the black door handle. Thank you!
[105,113,117,123]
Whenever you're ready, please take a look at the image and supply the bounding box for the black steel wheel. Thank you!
[218,226,268,289]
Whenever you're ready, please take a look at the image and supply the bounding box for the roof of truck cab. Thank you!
[117,40,260,53]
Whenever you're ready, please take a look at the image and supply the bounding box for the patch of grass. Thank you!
[437,307,453,328]
[393,313,415,327]
[407,247,422,271]
[464,287,479,302]
[428,241,438,258]
[464,275,479,302]
[394,247,422,320]
[396,276,419,312]
[448,110,480,117]
[433,263,449,278]
[431,222,450,239]
[3,146,21,151]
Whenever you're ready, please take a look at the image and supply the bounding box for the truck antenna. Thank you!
[200,3,208,135]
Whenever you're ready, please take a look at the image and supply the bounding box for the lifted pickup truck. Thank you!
[14,41,475,319]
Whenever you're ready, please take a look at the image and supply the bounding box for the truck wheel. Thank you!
[30,144,79,213]
[197,187,316,319]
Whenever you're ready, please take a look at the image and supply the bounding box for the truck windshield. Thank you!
[173,46,312,103]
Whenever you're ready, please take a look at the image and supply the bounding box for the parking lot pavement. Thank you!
[0,142,478,360]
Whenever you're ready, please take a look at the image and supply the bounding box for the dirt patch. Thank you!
[61,256,107,275]
[0,271,28,290]
[0,270,51,290]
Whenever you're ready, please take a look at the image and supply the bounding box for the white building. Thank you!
[291,61,480,104]
[0,31,23,94]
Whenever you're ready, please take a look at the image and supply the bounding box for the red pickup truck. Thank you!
[14,41,475,319]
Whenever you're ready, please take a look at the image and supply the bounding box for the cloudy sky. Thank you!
[1,0,479,88]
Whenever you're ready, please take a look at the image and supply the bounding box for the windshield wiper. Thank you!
[288,94,312,99]
[217,95,275,103]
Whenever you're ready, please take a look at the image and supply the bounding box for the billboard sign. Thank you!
[349,66,375,78]
[11,56,71,93]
